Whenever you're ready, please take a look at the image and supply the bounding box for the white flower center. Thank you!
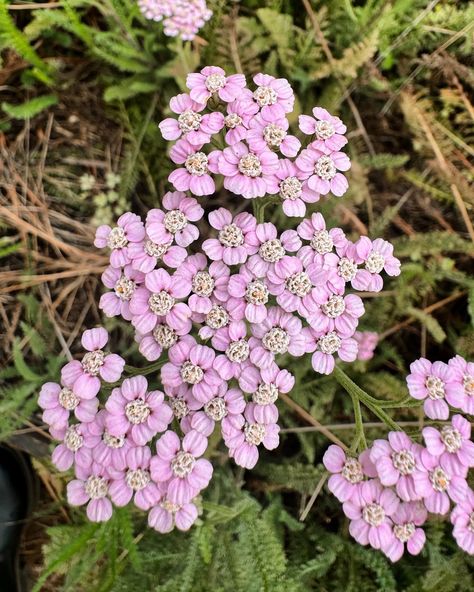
[238,153,262,178]
[144,239,171,259]
[425,375,445,400]
[244,422,266,446]
[64,425,83,452]
[178,109,202,133]
[245,279,269,305]
[253,86,277,107]
[59,387,79,411]
[160,499,181,513]
[106,226,128,249]
[392,450,416,475]
[126,468,151,491]
[393,522,415,543]
[322,295,346,318]
[429,466,450,492]
[171,450,196,478]
[81,350,105,376]
[279,176,302,201]
[463,374,474,396]
[205,73,226,93]
[192,271,215,297]
[365,252,385,274]
[338,257,358,281]
[440,426,462,453]
[170,397,189,420]
[185,152,209,176]
[164,210,188,234]
[259,238,285,263]
[148,291,175,315]
[114,275,136,301]
[318,331,342,355]
[262,327,290,354]
[315,156,336,180]
[310,230,333,254]
[263,123,286,147]
[285,271,312,297]
[85,475,108,499]
[180,361,204,385]
[226,339,250,363]
[204,397,227,421]
[206,305,229,330]
[362,503,385,527]
[314,120,335,140]
[253,382,279,405]
[125,399,151,425]
[224,113,242,129]
[152,324,178,348]
[341,458,364,484]
[219,223,244,247]
[103,431,125,449]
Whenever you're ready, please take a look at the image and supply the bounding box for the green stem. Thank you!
[348,389,367,450]
[334,366,402,432]
[125,358,166,376]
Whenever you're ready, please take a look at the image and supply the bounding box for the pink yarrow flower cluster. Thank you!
[138,0,212,41]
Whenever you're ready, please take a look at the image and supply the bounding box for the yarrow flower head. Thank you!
[138,0,212,41]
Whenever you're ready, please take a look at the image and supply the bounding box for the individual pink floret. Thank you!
[216,142,279,199]
[51,423,92,471]
[159,93,224,145]
[406,358,462,420]
[354,331,379,361]
[39,380,99,429]
[223,402,280,469]
[343,479,399,553]
[309,292,364,338]
[323,445,377,503]
[186,385,246,437]
[82,410,133,471]
[370,432,424,502]
[202,208,258,266]
[148,482,199,533]
[135,319,188,362]
[265,159,319,217]
[413,449,468,514]
[246,222,301,278]
[352,237,401,292]
[197,299,240,341]
[247,113,300,157]
[186,66,246,104]
[252,73,294,119]
[296,213,346,267]
[212,320,251,381]
[108,445,160,511]
[150,430,213,504]
[94,212,145,268]
[296,146,351,197]
[161,335,222,403]
[266,255,328,317]
[61,327,125,399]
[105,375,172,446]
[146,192,204,248]
[304,327,358,375]
[447,355,474,415]
[450,488,474,555]
[67,463,113,522]
[384,502,427,562]
[175,253,229,314]
[99,265,144,321]
[168,139,218,196]
[422,414,474,475]
[298,107,348,152]
[129,268,192,334]
[249,306,306,369]
[223,98,259,145]
[227,265,270,323]
[128,233,187,273]
[239,363,295,406]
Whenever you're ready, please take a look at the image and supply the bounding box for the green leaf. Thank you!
[406,307,447,343]
[2,95,57,119]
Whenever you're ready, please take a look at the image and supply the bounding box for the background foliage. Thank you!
[1,0,473,589]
